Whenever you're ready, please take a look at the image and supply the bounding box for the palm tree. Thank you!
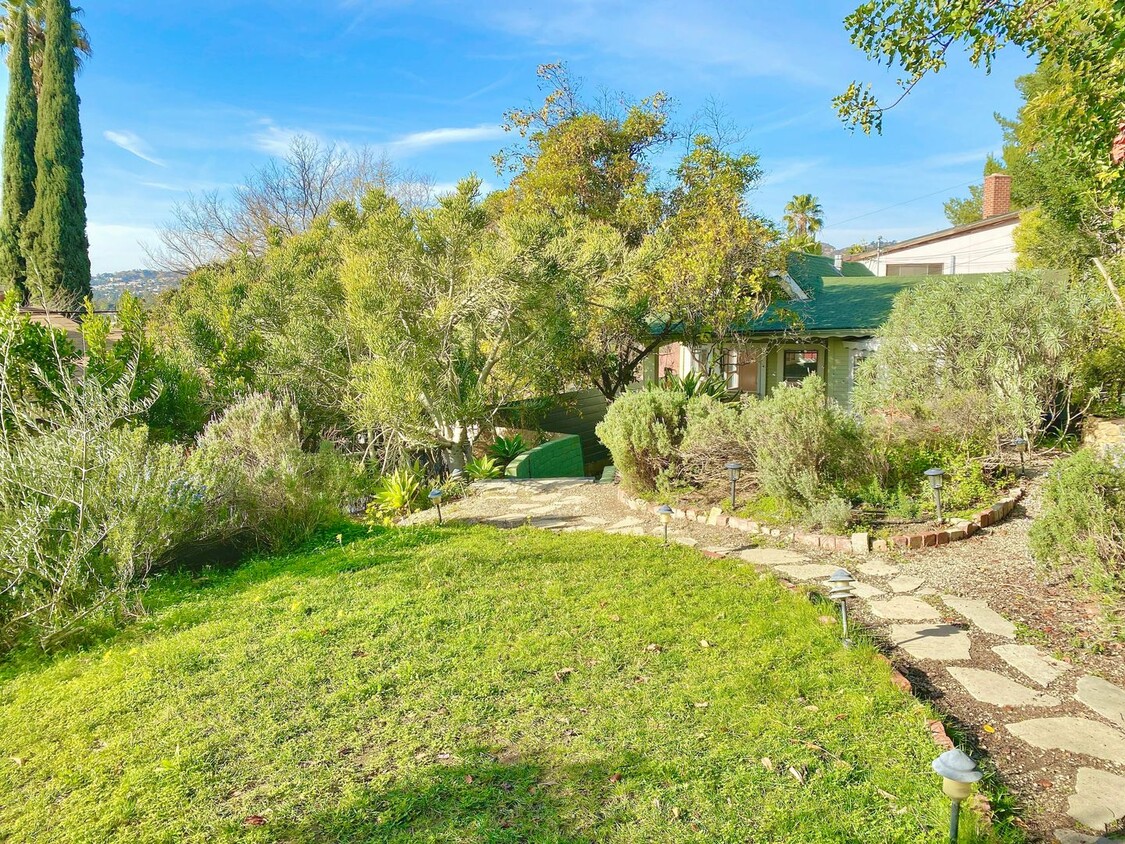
[0,0,90,93]
[783,193,824,238]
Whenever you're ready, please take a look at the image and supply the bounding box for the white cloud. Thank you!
[388,124,507,154]
[103,130,166,167]
[251,119,311,155]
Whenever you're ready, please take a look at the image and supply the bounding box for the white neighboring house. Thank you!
[853,174,1021,276]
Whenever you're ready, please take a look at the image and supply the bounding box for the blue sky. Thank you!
[8,0,1034,273]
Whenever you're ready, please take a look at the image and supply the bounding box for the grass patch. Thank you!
[1,525,1005,842]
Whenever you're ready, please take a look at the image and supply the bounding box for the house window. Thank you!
[734,347,764,394]
[851,353,869,386]
[886,263,944,277]
[783,349,819,385]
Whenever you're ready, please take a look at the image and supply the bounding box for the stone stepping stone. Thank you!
[1007,717,1125,764]
[529,517,569,530]
[992,644,1070,687]
[941,595,1017,638]
[1067,767,1125,832]
[581,516,609,525]
[866,596,941,621]
[858,559,899,577]
[703,546,739,557]
[888,575,925,593]
[672,536,698,547]
[737,548,808,565]
[525,504,562,515]
[851,582,884,599]
[889,623,972,662]
[1076,676,1125,728]
[1054,829,1118,844]
[775,563,839,582]
[608,517,645,530]
[946,666,1061,708]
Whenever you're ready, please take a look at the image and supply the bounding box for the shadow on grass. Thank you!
[272,755,628,843]
[0,522,470,679]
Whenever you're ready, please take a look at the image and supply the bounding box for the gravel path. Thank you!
[413,472,1125,843]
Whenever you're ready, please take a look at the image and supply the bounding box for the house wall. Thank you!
[656,338,874,408]
[859,217,1018,276]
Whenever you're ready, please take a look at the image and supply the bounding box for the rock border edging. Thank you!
[616,486,1024,555]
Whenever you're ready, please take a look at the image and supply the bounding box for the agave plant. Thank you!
[372,463,426,517]
[464,455,503,480]
[488,434,528,465]
[661,370,734,401]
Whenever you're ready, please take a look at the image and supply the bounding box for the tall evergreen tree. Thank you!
[20,0,89,303]
[1,6,37,299]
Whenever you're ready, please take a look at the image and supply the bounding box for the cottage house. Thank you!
[648,173,1039,407]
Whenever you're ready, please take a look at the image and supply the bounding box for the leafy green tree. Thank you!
[657,136,783,356]
[339,181,573,465]
[82,292,206,442]
[0,0,91,93]
[149,215,351,438]
[495,67,780,392]
[0,4,36,298]
[492,62,670,246]
[783,193,823,238]
[20,0,90,303]
[836,0,1124,263]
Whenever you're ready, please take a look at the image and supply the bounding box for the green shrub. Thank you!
[464,455,503,480]
[750,377,865,509]
[0,375,197,652]
[488,434,528,465]
[596,389,689,492]
[188,393,360,552]
[805,495,854,535]
[678,395,757,487]
[1030,449,1125,594]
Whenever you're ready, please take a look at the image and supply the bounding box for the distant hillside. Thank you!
[92,269,182,307]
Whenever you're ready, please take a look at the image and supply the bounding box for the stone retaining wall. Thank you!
[617,487,1024,554]
[1083,417,1125,456]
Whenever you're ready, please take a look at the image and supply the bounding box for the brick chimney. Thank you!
[982,173,1012,217]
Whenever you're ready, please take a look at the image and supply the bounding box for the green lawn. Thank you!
[1,525,1002,843]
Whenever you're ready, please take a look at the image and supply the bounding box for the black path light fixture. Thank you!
[428,488,444,525]
[826,568,856,646]
[1012,436,1028,477]
[656,504,674,546]
[925,468,945,524]
[724,461,743,511]
[932,748,983,843]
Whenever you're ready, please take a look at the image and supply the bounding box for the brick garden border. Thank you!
[617,486,1024,556]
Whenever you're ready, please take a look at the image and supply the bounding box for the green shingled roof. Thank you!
[740,252,919,334]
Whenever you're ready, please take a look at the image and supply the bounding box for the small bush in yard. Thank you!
[750,377,865,509]
[189,393,360,552]
[1030,449,1125,595]
[596,389,689,492]
[805,495,854,535]
[678,396,757,487]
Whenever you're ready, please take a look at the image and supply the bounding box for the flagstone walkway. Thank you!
[415,477,1125,843]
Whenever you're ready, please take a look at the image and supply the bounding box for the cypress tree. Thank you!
[21,0,90,304]
[0,7,37,300]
